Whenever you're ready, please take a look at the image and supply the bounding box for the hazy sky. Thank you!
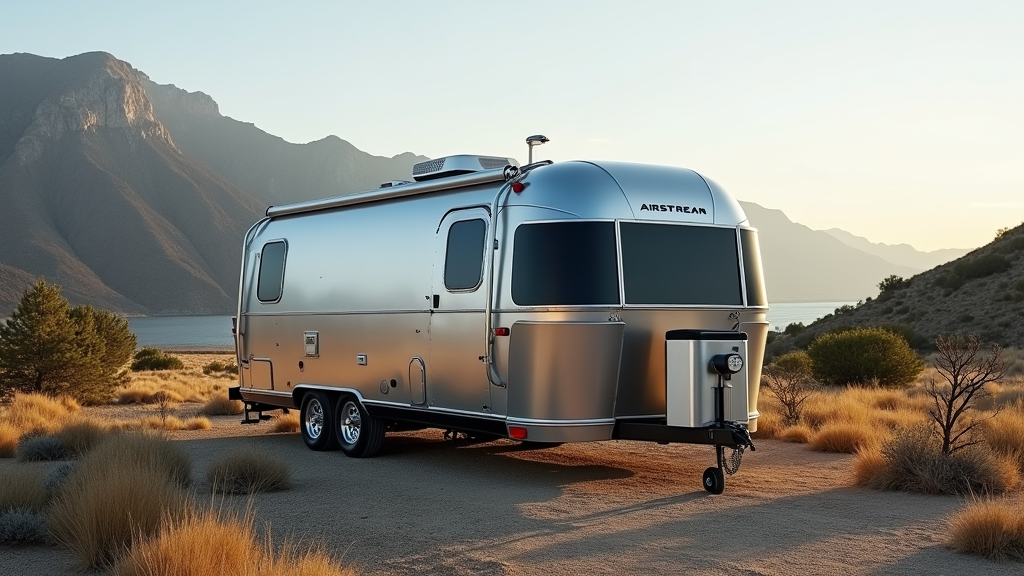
[2,1,1021,251]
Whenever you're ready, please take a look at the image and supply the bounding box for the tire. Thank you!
[336,396,385,458]
[703,467,725,495]
[300,391,338,451]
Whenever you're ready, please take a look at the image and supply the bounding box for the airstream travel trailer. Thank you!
[231,141,768,493]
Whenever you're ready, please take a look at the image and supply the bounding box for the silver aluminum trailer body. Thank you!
[233,158,768,492]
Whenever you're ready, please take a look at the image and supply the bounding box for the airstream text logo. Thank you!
[640,204,707,215]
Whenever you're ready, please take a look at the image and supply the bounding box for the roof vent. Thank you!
[412,155,519,182]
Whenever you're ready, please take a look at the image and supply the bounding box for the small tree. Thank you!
[0,280,137,403]
[878,275,908,294]
[761,351,815,426]
[808,327,924,388]
[927,334,1005,455]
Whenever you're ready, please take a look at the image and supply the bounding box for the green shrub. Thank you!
[131,348,184,371]
[202,361,239,375]
[807,327,924,387]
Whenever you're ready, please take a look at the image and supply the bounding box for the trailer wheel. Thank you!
[300,391,338,451]
[336,396,385,458]
[702,467,725,495]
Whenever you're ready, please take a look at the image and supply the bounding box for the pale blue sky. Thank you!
[2,0,1021,251]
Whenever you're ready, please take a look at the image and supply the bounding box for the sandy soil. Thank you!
[1,405,1017,576]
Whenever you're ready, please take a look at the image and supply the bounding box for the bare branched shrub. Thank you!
[761,351,816,427]
[927,334,1006,455]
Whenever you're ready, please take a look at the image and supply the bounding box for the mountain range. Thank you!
[0,51,972,315]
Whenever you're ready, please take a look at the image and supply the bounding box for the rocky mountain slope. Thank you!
[0,51,970,315]
[768,223,1024,355]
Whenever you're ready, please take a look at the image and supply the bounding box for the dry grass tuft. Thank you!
[47,434,189,568]
[183,417,212,430]
[270,412,300,434]
[809,422,884,453]
[113,506,354,576]
[0,393,79,436]
[116,372,217,405]
[201,395,244,416]
[207,450,290,494]
[0,467,49,512]
[778,425,812,443]
[56,419,114,457]
[802,392,873,429]
[0,508,49,545]
[16,435,68,462]
[948,497,1024,560]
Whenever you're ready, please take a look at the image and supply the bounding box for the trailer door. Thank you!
[429,208,491,414]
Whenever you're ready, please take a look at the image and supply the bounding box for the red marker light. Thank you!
[509,426,528,440]
[511,182,525,193]
[493,327,510,336]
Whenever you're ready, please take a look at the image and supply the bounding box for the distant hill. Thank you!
[822,228,970,271]
[767,223,1024,355]
[739,202,920,303]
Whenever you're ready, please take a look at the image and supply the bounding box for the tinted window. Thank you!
[444,219,487,291]
[512,222,619,306]
[257,241,286,303]
[620,223,742,305]
[741,229,767,306]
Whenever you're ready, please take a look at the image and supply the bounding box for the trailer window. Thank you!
[444,219,487,291]
[512,222,619,306]
[620,223,742,305]
[740,229,767,306]
[257,241,287,303]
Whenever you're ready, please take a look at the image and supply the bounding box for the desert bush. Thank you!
[131,348,185,371]
[0,393,79,437]
[927,334,1005,454]
[801,390,873,429]
[113,506,354,576]
[16,435,69,462]
[0,509,48,545]
[48,434,189,568]
[808,422,883,453]
[948,497,1024,560]
[201,395,245,416]
[761,351,815,426]
[202,360,239,376]
[141,415,211,431]
[117,373,212,405]
[855,425,1019,495]
[808,327,924,388]
[207,450,291,494]
[0,281,135,403]
[0,467,49,512]
[270,412,300,434]
[43,462,76,497]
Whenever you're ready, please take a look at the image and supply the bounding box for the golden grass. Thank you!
[982,405,1024,470]
[809,422,884,453]
[141,415,212,432]
[113,506,355,576]
[207,450,291,494]
[48,434,189,568]
[0,422,18,458]
[778,425,812,443]
[116,372,222,405]
[948,497,1024,560]
[0,467,48,512]
[201,395,245,416]
[0,393,79,436]
[269,413,300,434]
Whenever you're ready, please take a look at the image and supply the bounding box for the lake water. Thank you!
[128,302,854,349]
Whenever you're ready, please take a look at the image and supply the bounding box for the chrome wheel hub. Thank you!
[304,398,324,439]
[340,401,362,445]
